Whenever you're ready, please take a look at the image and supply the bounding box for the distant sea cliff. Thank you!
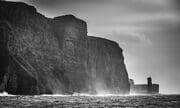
[0,1,130,95]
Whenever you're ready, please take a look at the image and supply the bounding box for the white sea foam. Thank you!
[0,91,15,96]
[40,93,129,97]
[0,91,139,97]
[41,93,79,97]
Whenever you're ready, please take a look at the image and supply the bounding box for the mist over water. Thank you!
[0,91,152,97]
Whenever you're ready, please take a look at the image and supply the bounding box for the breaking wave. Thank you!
[0,91,15,96]
[0,91,146,97]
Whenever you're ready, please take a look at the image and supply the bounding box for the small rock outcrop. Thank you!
[0,1,130,95]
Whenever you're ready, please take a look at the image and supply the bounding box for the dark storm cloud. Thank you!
[28,0,103,8]
[173,0,180,11]
[20,0,170,14]
[25,0,180,12]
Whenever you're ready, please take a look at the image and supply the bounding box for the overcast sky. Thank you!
[6,0,180,94]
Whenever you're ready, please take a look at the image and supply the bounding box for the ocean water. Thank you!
[0,93,180,108]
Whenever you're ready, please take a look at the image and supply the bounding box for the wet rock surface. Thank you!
[0,95,180,108]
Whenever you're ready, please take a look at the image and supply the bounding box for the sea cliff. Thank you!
[0,1,130,95]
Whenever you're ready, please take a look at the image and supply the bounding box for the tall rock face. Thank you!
[87,37,130,94]
[0,1,129,95]
[52,15,89,93]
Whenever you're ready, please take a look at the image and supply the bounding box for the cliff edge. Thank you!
[0,1,130,95]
